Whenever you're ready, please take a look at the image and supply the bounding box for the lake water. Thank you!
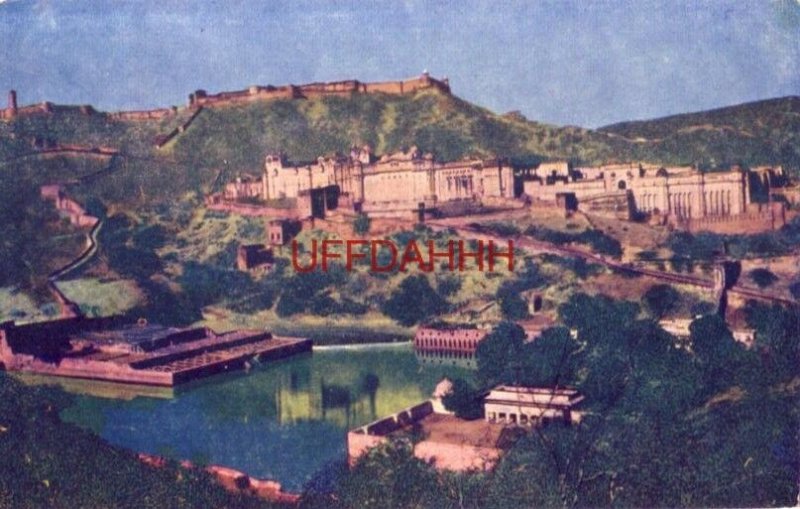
[61,344,467,491]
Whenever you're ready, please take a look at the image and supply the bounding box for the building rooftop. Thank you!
[485,385,585,408]
[412,413,508,449]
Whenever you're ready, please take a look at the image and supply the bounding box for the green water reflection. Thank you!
[61,344,466,491]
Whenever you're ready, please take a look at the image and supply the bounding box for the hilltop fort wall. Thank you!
[188,73,451,108]
[108,107,178,121]
[0,74,450,124]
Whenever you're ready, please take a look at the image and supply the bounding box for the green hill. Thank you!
[1,87,799,295]
[0,89,626,209]
[3,90,799,210]
[98,89,626,204]
[599,96,800,170]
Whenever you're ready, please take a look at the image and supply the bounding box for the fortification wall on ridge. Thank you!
[1,75,449,121]
[109,107,178,121]
[188,74,450,108]
[676,202,788,234]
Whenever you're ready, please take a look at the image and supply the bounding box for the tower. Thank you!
[7,90,17,116]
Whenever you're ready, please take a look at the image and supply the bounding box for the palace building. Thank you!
[522,161,790,232]
[222,146,514,220]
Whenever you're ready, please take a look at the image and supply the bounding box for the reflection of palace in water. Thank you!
[48,345,464,437]
[271,364,434,429]
[415,350,478,369]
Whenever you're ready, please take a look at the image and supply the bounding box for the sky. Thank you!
[0,0,798,128]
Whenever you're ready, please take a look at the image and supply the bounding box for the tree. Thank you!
[441,378,484,420]
[476,321,527,385]
[689,314,749,394]
[748,268,778,289]
[497,282,529,320]
[382,275,448,326]
[353,213,371,235]
[744,301,800,382]
[435,275,461,298]
[337,439,440,509]
[642,284,681,319]
[517,326,581,387]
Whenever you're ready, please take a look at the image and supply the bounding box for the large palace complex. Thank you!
[214,145,515,219]
[522,161,790,232]
[211,145,792,233]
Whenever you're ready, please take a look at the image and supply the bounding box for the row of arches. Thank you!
[670,192,694,218]
[442,175,476,198]
[706,189,734,216]
[414,336,481,351]
[665,189,736,218]
[639,193,661,212]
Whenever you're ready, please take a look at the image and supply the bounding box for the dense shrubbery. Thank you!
[0,177,64,291]
[494,258,544,319]
[524,226,623,258]
[540,253,604,279]
[382,275,449,326]
[667,218,800,267]
[352,213,371,235]
[642,284,681,318]
[748,267,778,288]
[442,378,485,420]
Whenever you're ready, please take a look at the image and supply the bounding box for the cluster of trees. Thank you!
[525,226,623,258]
[382,275,449,326]
[667,217,800,269]
[494,258,545,320]
[748,267,778,288]
[540,253,604,280]
[276,266,368,318]
[316,293,799,508]
[0,177,64,294]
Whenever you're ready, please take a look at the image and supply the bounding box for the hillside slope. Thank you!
[163,89,625,191]
[599,96,800,170]
[3,90,799,209]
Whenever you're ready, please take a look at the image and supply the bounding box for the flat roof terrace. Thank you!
[1,318,312,387]
[74,323,204,352]
[348,401,514,472]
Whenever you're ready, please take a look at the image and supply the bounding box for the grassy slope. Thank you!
[164,90,626,194]
[1,90,799,313]
[3,91,798,210]
[599,96,800,169]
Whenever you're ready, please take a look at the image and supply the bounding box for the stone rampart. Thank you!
[189,74,450,109]
[40,184,99,228]
[678,202,787,233]
[204,198,302,219]
[347,400,435,466]
[108,107,178,121]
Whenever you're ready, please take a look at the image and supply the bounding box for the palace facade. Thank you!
[255,146,514,218]
[523,161,789,232]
